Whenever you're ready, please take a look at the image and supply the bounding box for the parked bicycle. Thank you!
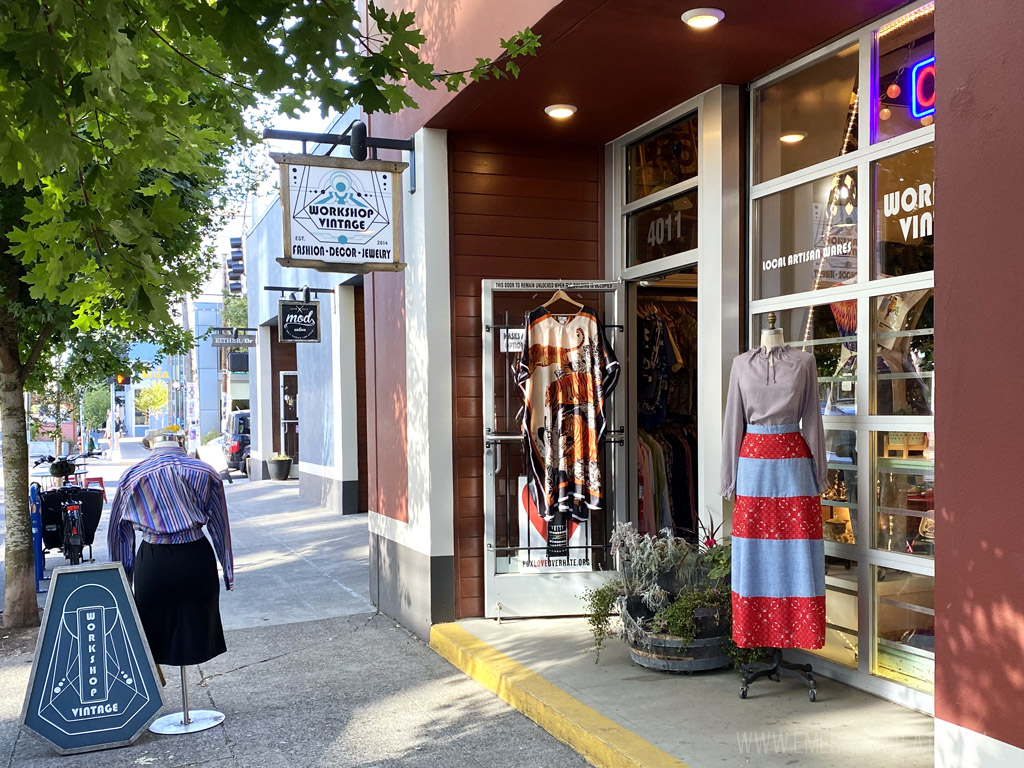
[31,452,104,566]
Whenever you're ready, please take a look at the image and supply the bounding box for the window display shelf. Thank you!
[878,596,934,616]
[827,461,857,470]
[877,505,933,520]
[875,328,934,341]
[876,371,934,381]
[876,458,933,471]
[792,335,858,348]
[821,498,856,509]
[879,635,934,660]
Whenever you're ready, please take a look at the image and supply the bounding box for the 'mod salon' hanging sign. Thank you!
[272,153,407,267]
[279,299,321,343]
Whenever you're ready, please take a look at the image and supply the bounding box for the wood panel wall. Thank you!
[269,333,297,454]
[354,286,368,512]
[448,133,604,618]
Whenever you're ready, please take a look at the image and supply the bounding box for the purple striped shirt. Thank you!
[108,446,233,588]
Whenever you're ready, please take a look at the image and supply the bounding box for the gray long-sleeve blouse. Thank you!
[719,346,827,500]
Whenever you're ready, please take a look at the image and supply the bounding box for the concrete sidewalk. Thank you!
[0,480,588,767]
[430,618,935,768]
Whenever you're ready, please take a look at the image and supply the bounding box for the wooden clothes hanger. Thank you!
[542,289,584,311]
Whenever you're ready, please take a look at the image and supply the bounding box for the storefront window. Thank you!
[753,305,856,414]
[872,290,933,416]
[874,144,934,278]
[875,4,935,143]
[823,429,858,544]
[754,170,858,300]
[756,44,859,183]
[873,566,934,693]
[874,430,934,559]
[626,113,698,203]
[751,5,936,704]
[627,190,698,266]
[813,557,860,669]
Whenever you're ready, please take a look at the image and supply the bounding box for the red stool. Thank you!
[84,476,107,502]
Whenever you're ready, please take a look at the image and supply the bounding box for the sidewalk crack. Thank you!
[198,614,377,687]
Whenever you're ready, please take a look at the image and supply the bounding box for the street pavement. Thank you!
[0,444,589,767]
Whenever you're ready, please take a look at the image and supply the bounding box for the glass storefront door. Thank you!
[480,280,627,619]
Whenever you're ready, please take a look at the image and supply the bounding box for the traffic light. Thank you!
[227,236,244,294]
[107,372,130,387]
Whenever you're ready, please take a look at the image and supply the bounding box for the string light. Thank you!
[878,2,934,37]
[802,93,858,343]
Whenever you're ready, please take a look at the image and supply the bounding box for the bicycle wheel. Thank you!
[68,544,83,566]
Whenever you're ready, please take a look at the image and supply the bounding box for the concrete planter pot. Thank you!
[267,458,292,481]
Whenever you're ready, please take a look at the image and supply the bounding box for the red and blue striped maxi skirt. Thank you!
[731,423,825,649]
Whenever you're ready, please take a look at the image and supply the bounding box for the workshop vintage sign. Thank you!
[21,563,163,755]
[278,299,321,343]
[273,153,407,267]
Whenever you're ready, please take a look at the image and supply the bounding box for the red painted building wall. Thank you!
[363,272,409,522]
[934,0,1024,749]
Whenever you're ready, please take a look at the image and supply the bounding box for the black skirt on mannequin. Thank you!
[133,537,227,665]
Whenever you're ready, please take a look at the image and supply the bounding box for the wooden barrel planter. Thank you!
[627,606,731,673]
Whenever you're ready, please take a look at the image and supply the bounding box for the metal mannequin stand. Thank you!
[150,667,225,734]
[739,648,818,702]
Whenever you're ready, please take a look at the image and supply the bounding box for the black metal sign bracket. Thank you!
[263,121,417,193]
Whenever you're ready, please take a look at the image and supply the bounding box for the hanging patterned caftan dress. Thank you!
[720,347,827,649]
[516,306,619,558]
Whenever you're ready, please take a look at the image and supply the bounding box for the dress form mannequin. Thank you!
[737,309,819,701]
[760,312,785,350]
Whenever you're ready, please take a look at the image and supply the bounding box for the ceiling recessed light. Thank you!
[681,8,725,28]
[544,104,577,119]
[780,131,808,143]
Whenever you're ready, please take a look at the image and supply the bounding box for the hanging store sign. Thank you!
[517,476,592,573]
[273,153,407,267]
[211,333,256,347]
[279,299,321,343]
[21,564,163,755]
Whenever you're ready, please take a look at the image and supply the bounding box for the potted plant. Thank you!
[584,521,766,672]
[267,452,292,481]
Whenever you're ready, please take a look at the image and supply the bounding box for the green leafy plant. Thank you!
[587,517,769,670]
[201,429,221,445]
[582,580,625,663]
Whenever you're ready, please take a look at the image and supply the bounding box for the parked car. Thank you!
[223,410,250,474]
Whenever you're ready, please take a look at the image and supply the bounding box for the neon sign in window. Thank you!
[912,57,936,118]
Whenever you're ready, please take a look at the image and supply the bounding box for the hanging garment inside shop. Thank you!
[635,294,698,539]
[516,299,620,558]
[720,346,827,649]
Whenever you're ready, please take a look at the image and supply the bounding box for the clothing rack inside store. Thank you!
[484,321,624,332]
[638,294,698,302]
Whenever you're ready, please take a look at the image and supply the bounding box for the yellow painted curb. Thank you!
[430,623,690,768]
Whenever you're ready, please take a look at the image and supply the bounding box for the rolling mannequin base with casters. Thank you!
[150,666,226,735]
[739,648,817,701]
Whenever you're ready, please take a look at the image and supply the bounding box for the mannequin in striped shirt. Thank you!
[109,433,233,665]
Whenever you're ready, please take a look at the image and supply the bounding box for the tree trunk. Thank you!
[0,361,38,629]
